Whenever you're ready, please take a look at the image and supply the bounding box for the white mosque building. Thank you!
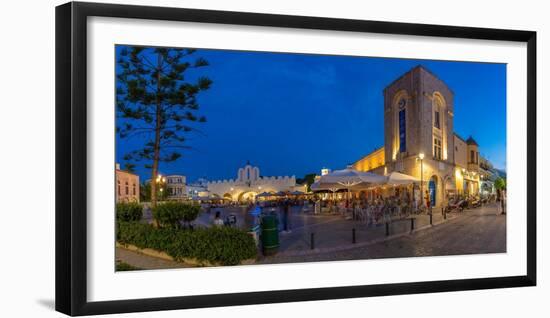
[207,162,306,202]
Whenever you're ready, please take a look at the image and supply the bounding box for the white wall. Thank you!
[0,0,547,317]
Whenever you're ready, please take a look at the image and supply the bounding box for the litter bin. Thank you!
[261,214,279,256]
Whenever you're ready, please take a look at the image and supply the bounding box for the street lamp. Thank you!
[155,174,166,200]
[418,153,425,208]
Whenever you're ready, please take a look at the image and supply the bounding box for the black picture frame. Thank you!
[55,1,537,316]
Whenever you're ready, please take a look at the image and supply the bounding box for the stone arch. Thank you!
[237,191,258,202]
[223,193,233,200]
[428,175,439,207]
[443,175,455,204]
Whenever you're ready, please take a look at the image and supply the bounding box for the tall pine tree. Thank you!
[116,46,212,219]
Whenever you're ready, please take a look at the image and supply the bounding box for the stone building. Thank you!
[186,178,210,199]
[352,65,483,208]
[115,163,140,203]
[207,162,306,202]
[166,174,187,200]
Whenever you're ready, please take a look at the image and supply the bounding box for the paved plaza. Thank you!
[258,203,506,264]
[117,203,505,270]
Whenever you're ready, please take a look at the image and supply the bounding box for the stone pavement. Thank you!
[257,203,505,264]
[270,209,454,256]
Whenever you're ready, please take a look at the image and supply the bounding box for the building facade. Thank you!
[352,66,483,208]
[165,175,187,200]
[186,178,210,199]
[207,163,306,202]
[115,163,140,203]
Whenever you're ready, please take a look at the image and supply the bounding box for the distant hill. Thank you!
[481,166,506,182]
[494,168,507,179]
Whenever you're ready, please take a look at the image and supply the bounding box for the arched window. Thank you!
[125,181,129,195]
[133,183,136,195]
[432,93,447,161]
[117,180,121,196]
[391,90,409,159]
[433,95,443,129]
[398,107,406,152]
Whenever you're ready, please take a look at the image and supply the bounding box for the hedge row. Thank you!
[116,202,143,222]
[152,202,200,228]
[117,222,257,266]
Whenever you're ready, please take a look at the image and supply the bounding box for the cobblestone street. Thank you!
[258,203,506,264]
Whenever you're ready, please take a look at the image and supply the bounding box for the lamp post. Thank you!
[155,174,166,200]
[418,153,425,208]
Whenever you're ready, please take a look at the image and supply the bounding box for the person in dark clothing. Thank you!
[282,199,291,232]
[497,189,503,215]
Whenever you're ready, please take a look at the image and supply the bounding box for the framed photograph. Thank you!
[55,1,536,316]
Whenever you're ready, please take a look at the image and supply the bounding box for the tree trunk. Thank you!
[150,53,163,228]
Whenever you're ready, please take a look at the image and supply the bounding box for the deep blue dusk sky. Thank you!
[115,46,506,183]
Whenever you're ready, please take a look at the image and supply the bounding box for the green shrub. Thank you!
[116,202,143,222]
[117,222,257,266]
[152,202,200,228]
[116,261,140,271]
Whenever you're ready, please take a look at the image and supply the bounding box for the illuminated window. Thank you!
[399,109,406,152]
[434,137,442,160]
[433,96,442,130]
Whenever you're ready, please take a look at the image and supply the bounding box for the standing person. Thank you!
[282,199,291,232]
[383,198,391,224]
[213,211,224,227]
[314,197,321,214]
[496,188,502,214]
[353,200,360,221]
[501,189,506,215]
[424,190,431,214]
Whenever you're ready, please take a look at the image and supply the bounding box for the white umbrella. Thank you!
[320,166,386,188]
[386,171,420,185]
[310,181,342,192]
[318,167,387,210]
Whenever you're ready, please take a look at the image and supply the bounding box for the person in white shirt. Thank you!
[213,211,224,227]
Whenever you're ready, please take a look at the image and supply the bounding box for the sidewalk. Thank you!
[116,247,192,270]
[261,209,459,258]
